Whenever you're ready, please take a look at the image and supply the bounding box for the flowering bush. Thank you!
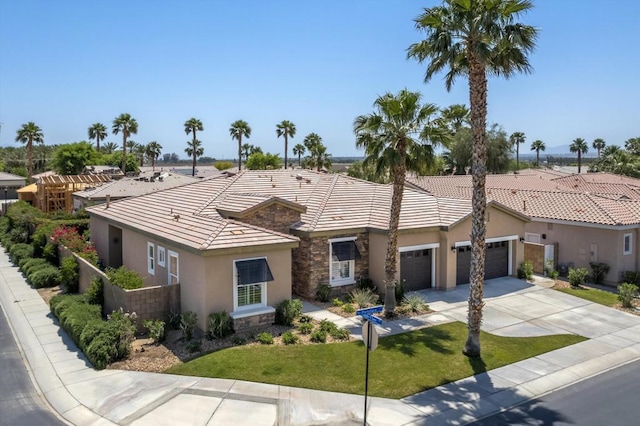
[50,225,98,265]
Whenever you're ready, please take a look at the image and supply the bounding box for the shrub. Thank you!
[330,328,350,341]
[357,277,377,292]
[281,331,299,345]
[50,295,102,346]
[186,340,202,353]
[231,336,246,345]
[342,303,355,314]
[589,262,610,285]
[568,267,589,288]
[319,319,338,334]
[168,311,182,330]
[28,266,62,288]
[43,241,59,266]
[20,257,49,275]
[297,322,314,335]
[350,289,377,308]
[310,330,327,343]
[402,294,428,313]
[86,276,104,306]
[517,261,534,280]
[298,314,313,323]
[180,311,198,341]
[60,256,79,293]
[82,311,136,369]
[332,298,344,307]
[105,266,143,290]
[618,283,639,308]
[9,243,33,264]
[316,283,331,302]
[143,319,166,343]
[274,299,303,326]
[256,332,274,345]
[621,271,640,286]
[394,280,406,305]
[215,161,234,171]
[206,311,234,339]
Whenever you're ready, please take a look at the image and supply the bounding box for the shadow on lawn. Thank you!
[378,327,455,357]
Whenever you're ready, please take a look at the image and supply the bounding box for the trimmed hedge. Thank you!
[28,265,61,288]
[9,243,33,264]
[105,266,143,290]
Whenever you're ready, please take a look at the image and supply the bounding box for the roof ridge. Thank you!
[308,174,340,230]
[194,172,243,216]
[198,218,229,250]
[586,193,623,225]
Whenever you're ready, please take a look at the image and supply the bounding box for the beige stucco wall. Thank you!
[525,221,639,283]
[89,216,110,266]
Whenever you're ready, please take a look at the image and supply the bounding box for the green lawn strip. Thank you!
[556,287,618,307]
[166,322,585,399]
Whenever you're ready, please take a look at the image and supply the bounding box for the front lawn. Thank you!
[166,321,585,399]
[556,286,618,307]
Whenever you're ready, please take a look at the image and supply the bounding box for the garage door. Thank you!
[456,241,509,285]
[400,249,432,291]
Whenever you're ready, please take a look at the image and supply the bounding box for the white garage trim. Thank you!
[399,244,439,288]
[453,235,519,247]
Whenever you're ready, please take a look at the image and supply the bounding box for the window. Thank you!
[623,233,633,255]
[157,246,166,267]
[147,242,155,275]
[234,258,273,310]
[168,250,179,284]
[329,238,360,286]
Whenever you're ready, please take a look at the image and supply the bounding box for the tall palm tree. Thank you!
[88,122,108,152]
[625,137,640,156]
[184,139,204,175]
[293,143,306,167]
[15,122,44,180]
[241,143,252,162]
[509,131,526,172]
[145,141,162,171]
[112,113,138,174]
[354,89,448,316]
[592,138,606,158]
[135,143,147,167]
[102,141,119,154]
[184,118,204,176]
[530,140,545,167]
[276,120,296,169]
[230,120,252,171]
[570,137,589,173]
[441,104,470,134]
[408,0,537,358]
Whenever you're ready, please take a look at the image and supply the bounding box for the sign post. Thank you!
[356,306,383,425]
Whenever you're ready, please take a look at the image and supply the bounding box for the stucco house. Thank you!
[408,170,640,284]
[87,170,528,331]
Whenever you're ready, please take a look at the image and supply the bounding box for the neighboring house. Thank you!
[87,170,528,331]
[83,165,124,180]
[408,170,640,284]
[73,171,199,210]
[0,172,26,214]
[35,174,112,213]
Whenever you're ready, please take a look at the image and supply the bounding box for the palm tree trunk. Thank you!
[122,133,127,174]
[516,144,519,173]
[464,53,488,359]
[27,138,33,181]
[284,134,289,170]
[238,135,243,171]
[536,150,540,167]
[384,140,407,316]
[578,152,581,173]
[192,131,197,176]
[298,153,301,167]
[97,137,101,153]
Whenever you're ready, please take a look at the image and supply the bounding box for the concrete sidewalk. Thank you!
[2,248,640,426]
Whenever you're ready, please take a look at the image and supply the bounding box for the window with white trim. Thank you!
[147,242,155,275]
[623,233,633,255]
[234,258,273,310]
[168,250,179,284]
[329,237,360,286]
[157,246,166,267]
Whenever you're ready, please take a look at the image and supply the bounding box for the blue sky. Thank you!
[1,0,638,160]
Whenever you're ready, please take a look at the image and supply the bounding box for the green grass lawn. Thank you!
[166,322,585,399]
[556,286,619,307]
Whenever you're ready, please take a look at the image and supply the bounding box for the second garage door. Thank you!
[400,249,432,291]
[456,241,509,285]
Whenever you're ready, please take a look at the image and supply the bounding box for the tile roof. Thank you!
[74,172,199,200]
[0,172,27,181]
[408,171,640,226]
[88,170,478,252]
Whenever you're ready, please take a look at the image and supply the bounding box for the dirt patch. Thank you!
[37,285,64,306]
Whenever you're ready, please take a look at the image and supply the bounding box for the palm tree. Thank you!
[276,120,296,169]
[570,137,589,173]
[408,0,537,358]
[184,139,204,175]
[241,143,252,162]
[135,143,147,167]
[88,123,108,152]
[354,89,448,316]
[509,131,526,172]
[112,113,139,174]
[126,140,139,152]
[530,140,545,167]
[592,138,606,158]
[15,122,44,180]
[184,118,204,176]
[145,141,162,171]
[625,137,640,156]
[230,120,252,171]
[441,104,470,134]
[102,141,119,154]
[293,143,306,167]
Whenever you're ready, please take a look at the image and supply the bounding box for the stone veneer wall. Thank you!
[233,312,276,331]
[239,204,301,235]
[292,232,369,299]
[59,246,181,331]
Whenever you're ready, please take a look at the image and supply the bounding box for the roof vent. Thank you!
[296,174,303,180]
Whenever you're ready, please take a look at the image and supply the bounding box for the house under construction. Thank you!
[35,175,111,213]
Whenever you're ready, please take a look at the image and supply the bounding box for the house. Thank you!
[34,174,111,213]
[82,165,125,180]
[0,171,26,214]
[73,170,199,210]
[407,170,640,284]
[87,170,528,331]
